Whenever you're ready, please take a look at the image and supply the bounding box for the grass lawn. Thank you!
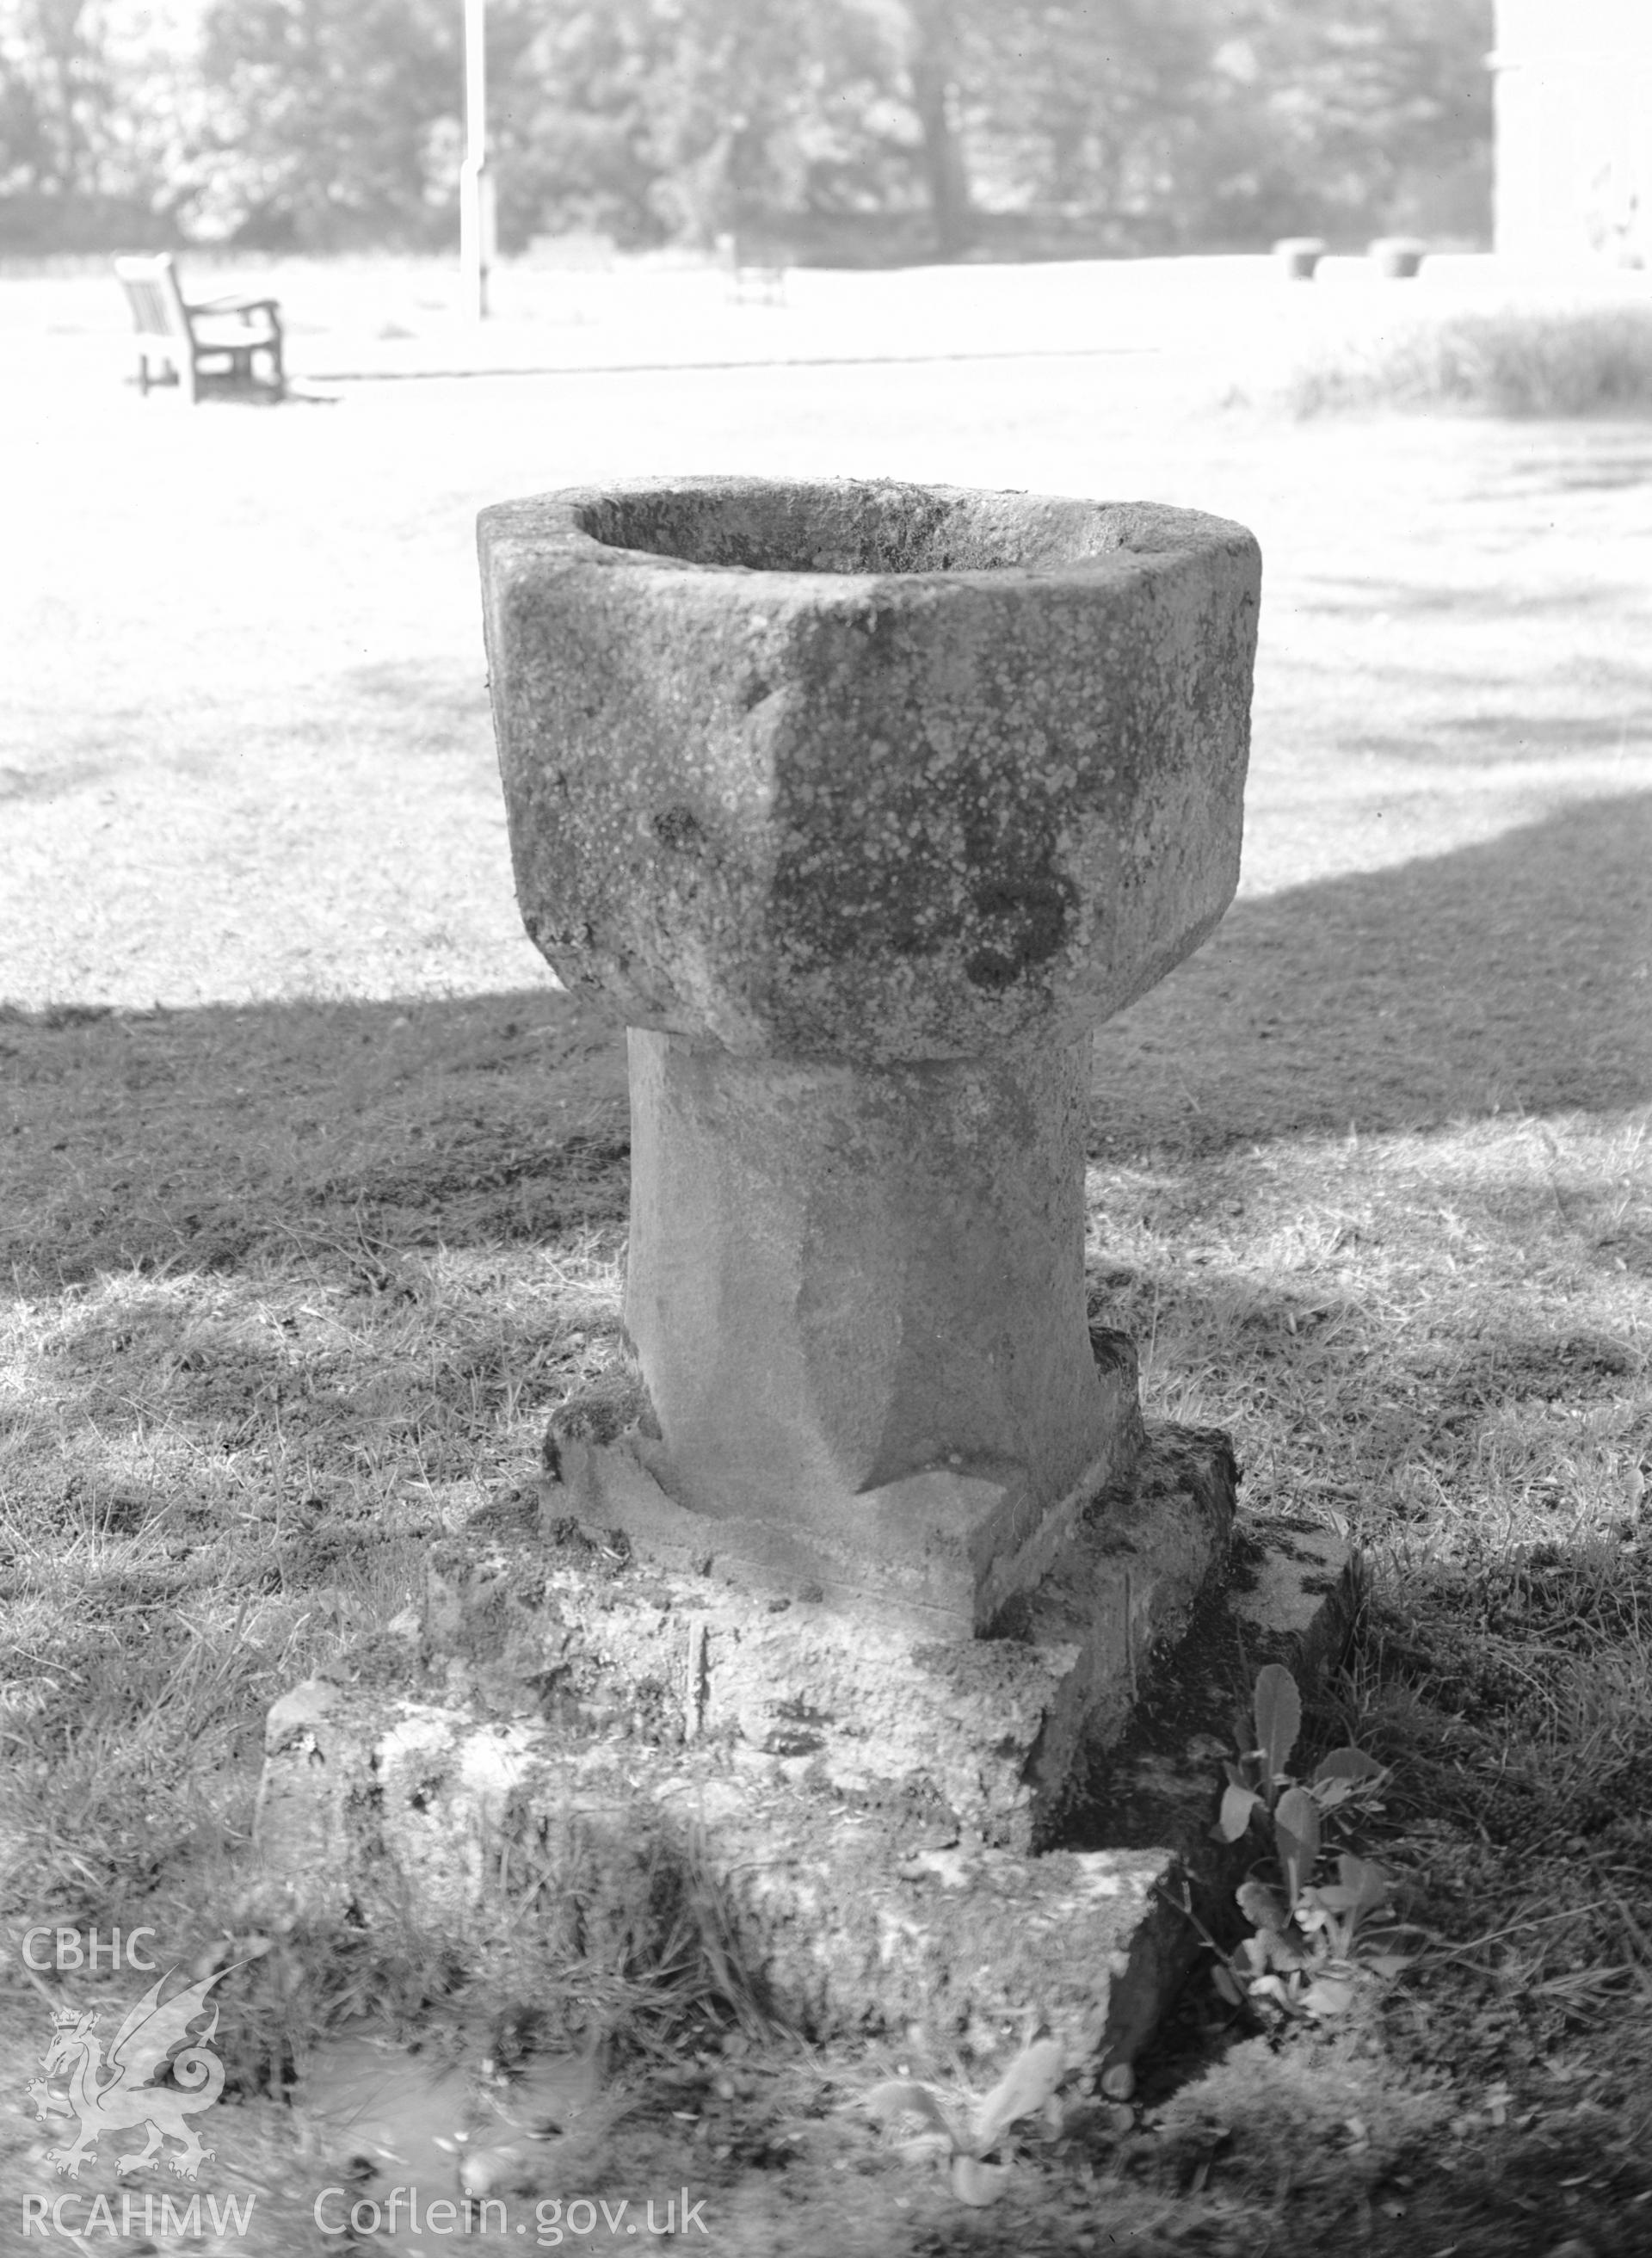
[2,255,1650,2255]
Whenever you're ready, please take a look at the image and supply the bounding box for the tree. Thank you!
[956,0,1215,248]
[490,0,913,252]
[915,0,1491,253]
[484,2,674,250]
[903,0,971,252]
[0,0,205,244]
[196,0,460,248]
[3,0,1494,257]
[1191,0,1494,244]
[1,0,106,196]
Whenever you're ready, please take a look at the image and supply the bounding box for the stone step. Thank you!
[250,1508,1353,2083]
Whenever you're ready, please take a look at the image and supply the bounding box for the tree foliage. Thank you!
[0,0,1495,256]
[965,0,1224,249]
[1194,0,1495,245]
[488,0,902,250]
[195,0,460,248]
[0,0,206,244]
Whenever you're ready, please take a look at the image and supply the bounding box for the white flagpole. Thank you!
[459,0,492,318]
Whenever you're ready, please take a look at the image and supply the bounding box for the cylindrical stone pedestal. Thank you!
[625,1027,1133,1622]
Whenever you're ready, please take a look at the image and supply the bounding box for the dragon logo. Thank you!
[28,1965,230,2182]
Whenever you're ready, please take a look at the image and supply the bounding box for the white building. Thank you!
[1493,0,1652,263]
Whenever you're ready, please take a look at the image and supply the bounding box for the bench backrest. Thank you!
[114,254,191,342]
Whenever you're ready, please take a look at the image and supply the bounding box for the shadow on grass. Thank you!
[1298,572,1649,622]
[4,792,1649,2101]
[1476,435,1652,499]
[1537,449,1652,492]
[1093,788,1652,1160]
[0,756,114,805]
[1344,714,1652,762]
[0,985,632,1284]
[1,791,1648,1285]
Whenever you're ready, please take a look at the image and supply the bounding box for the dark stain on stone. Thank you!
[963,947,1019,993]
[962,870,1076,989]
[653,805,706,851]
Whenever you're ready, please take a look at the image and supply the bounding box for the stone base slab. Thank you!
[555,1414,1236,1844]
[250,1513,1356,2081]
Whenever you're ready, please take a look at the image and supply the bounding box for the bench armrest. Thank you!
[187,293,281,319]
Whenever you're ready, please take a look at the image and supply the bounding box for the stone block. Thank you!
[250,1519,1353,2078]
[478,477,1261,1066]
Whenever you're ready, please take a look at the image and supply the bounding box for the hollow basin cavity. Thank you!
[572,477,1185,577]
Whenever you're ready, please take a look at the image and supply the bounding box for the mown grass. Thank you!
[0,1009,633,1931]
[4,281,1652,2251]
[1280,300,1652,418]
[3,971,1648,2250]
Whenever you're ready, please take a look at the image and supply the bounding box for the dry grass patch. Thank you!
[1273,300,1652,419]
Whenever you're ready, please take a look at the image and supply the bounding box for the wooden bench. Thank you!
[114,255,286,403]
[715,231,790,306]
